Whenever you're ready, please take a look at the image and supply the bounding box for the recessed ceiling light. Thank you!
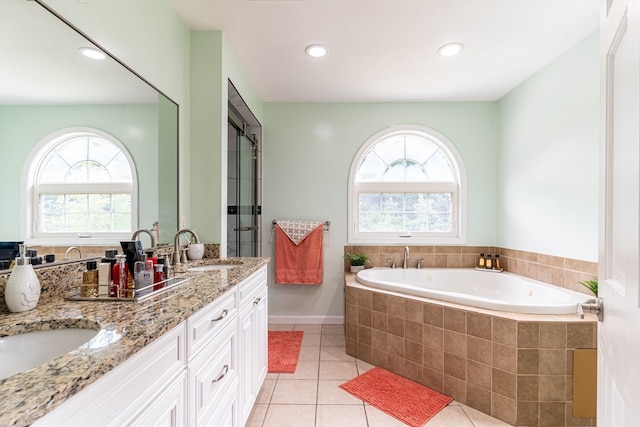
[438,42,464,57]
[79,47,106,60]
[305,44,327,58]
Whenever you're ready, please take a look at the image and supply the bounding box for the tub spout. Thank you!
[403,246,410,269]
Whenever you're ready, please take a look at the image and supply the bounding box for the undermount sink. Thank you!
[0,328,99,380]
[188,264,241,272]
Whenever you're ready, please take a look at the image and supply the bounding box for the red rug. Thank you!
[268,330,304,373]
[340,367,453,427]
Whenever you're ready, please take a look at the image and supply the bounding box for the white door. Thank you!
[598,0,640,426]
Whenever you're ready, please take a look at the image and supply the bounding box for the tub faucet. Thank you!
[64,246,82,260]
[173,228,201,266]
[131,228,156,249]
[403,246,410,269]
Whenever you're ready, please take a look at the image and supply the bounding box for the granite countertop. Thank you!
[0,257,270,427]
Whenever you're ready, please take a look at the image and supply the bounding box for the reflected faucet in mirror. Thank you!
[173,229,201,266]
[131,229,156,249]
[64,247,82,260]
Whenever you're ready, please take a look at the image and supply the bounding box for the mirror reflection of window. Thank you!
[32,129,137,237]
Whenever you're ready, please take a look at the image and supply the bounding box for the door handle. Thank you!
[233,226,258,231]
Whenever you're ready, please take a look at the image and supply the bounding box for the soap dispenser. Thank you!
[4,244,41,312]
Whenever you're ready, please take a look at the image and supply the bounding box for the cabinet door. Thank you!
[239,283,268,425]
[129,373,187,427]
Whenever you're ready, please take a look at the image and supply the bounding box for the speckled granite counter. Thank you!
[0,257,269,427]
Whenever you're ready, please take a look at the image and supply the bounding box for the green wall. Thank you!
[497,31,599,261]
[0,104,159,240]
[262,102,498,318]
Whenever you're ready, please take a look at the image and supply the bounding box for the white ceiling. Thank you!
[169,0,601,102]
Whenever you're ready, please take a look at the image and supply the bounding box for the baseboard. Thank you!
[268,315,344,325]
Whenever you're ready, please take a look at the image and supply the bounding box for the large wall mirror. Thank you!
[0,0,179,258]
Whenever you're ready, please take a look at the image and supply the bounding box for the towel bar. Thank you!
[271,220,330,229]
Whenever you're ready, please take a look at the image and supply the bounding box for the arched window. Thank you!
[348,125,466,244]
[25,128,137,242]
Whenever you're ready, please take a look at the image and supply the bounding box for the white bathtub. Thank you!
[356,268,590,315]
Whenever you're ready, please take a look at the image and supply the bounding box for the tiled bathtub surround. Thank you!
[344,277,597,427]
[343,245,597,296]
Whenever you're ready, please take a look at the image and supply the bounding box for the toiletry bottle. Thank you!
[82,260,99,298]
[477,253,485,269]
[4,244,40,312]
[145,250,158,266]
[112,254,129,298]
[485,254,493,269]
[98,262,111,297]
[154,263,166,291]
[134,253,154,297]
[494,254,502,271]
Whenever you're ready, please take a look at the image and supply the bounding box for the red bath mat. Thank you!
[268,330,304,373]
[340,367,453,427]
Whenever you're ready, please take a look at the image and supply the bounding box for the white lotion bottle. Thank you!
[4,244,41,312]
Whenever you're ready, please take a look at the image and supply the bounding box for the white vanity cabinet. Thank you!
[31,265,268,427]
[33,322,188,427]
[238,267,268,426]
[186,287,239,427]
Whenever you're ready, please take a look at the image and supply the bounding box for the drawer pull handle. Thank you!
[253,297,261,305]
[211,364,229,383]
[211,309,228,323]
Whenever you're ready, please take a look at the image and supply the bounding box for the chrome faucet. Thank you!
[403,246,410,269]
[173,228,201,266]
[131,228,156,249]
[64,246,82,260]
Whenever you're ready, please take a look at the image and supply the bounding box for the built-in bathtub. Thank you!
[356,268,590,315]
[344,270,597,427]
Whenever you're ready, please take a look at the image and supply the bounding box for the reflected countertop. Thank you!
[0,257,270,427]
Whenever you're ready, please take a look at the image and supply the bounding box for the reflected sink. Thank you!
[188,264,241,272]
[0,328,98,380]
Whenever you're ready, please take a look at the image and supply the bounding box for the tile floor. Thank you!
[246,324,511,427]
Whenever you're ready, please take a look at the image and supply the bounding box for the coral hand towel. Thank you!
[275,223,323,284]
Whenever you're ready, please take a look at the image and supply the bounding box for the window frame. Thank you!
[348,124,467,245]
[22,127,138,245]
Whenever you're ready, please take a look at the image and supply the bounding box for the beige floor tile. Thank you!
[320,346,355,362]
[319,361,358,380]
[270,379,318,404]
[294,324,322,334]
[278,360,319,380]
[317,380,363,405]
[268,324,295,331]
[425,405,474,426]
[321,334,346,347]
[256,379,276,404]
[316,404,368,427]
[322,324,346,335]
[355,359,375,374]
[364,405,409,427]
[301,333,322,347]
[460,404,512,426]
[245,404,268,427]
[298,345,321,361]
[262,404,316,427]
[265,372,279,380]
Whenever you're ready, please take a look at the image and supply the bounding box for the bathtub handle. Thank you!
[417,259,425,269]
[577,298,603,322]
[387,259,396,269]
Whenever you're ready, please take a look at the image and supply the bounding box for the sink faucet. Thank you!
[64,246,82,260]
[131,228,156,249]
[173,228,201,266]
[403,246,410,269]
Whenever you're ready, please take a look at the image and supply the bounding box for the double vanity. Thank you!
[0,257,270,427]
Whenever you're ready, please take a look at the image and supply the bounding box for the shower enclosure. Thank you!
[227,81,261,257]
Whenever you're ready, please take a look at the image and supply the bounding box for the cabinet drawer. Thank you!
[187,289,237,359]
[190,321,237,425]
[238,266,267,307]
